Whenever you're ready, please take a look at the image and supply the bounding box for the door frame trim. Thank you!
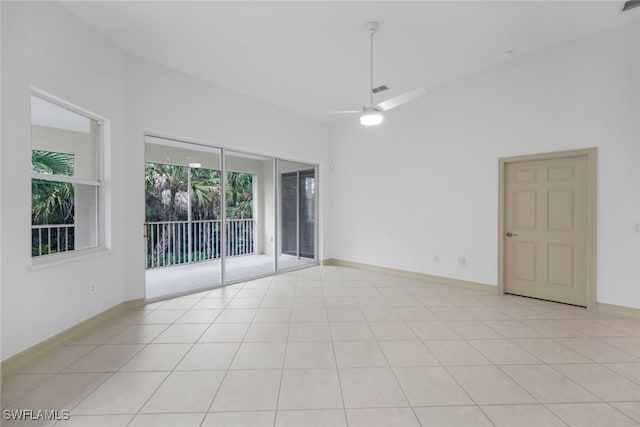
[498,147,597,310]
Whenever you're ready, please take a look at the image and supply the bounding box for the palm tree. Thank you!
[31,150,76,256]
[31,150,74,225]
[226,172,253,219]
[32,150,73,176]
[145,163,190,262]
[190,167,221,220]
[145,163,189,221]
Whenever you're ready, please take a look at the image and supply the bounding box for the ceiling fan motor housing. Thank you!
[362,105,382,113]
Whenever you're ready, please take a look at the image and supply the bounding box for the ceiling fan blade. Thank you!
[316,110,361,114]
[377,88,426,111]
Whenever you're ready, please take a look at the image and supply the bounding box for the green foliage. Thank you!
[145,162,253,221]
[31,150,75,225]
[145,163,189,221]
[226,172,253,219]
[32,180,74,225]
[32,150,74,176]
[190,167,221,220]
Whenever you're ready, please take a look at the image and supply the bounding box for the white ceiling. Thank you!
[62,1,640,124]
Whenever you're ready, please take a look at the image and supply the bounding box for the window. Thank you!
[30,94,101,258]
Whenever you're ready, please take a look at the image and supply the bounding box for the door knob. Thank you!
[506,232,518,237]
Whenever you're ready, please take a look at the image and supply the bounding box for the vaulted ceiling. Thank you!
[62,1,640,123]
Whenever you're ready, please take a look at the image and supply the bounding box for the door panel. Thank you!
[504,155,587,306]
[548,244,574,287]
[298,170,315,259]
[514,242,537,281]
[281,172,298,257]
[513,190,537,229]
[547,189,574,230]
[280,169,315,259]
[278,162,316,270]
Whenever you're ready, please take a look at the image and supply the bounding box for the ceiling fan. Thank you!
[327,22,426,126]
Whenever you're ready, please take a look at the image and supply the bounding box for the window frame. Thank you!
[30,89,107,265]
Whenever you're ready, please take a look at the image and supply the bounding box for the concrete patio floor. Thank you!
[145,254,314,300]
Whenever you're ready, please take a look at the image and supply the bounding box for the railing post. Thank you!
[187,167,193,264]
[151,224,155,268]
[251,219,255,254]
[188,220,192,264]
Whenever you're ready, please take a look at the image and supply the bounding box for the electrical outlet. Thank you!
[90,283,96,294]
[434,255,439,263]
[458,257,466,267]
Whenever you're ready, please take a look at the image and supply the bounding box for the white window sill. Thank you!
[29,247,111,271]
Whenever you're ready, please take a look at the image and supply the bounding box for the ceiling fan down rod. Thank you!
[366,21,379,106]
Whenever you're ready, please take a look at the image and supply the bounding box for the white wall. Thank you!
[1,1,127,359]
[1,1,331,360]
[331,22,640,309]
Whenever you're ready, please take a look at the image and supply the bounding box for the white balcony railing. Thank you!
[32,224,75,257]
[145,219,255,269]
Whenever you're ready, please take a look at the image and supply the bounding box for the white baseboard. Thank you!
[597,302,640,318]
[324,258,497,293]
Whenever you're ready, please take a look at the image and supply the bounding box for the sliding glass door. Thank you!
[278,160,316,270]
[144,136,318,300]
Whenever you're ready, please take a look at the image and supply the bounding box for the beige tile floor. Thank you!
[3,265,640,426]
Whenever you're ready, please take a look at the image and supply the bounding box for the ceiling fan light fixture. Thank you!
[360,107,384,126]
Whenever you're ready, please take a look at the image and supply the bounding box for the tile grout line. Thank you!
[271,274,293,427]
[203,280,260,420]
[325,274,349,427]
[51,313,179,422]
[362,301,424,427]
[42,306,172,424]
[124,291,216,425]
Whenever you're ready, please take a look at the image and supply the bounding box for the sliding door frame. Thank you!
[274,158,280,273]
[220,147,227,285]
